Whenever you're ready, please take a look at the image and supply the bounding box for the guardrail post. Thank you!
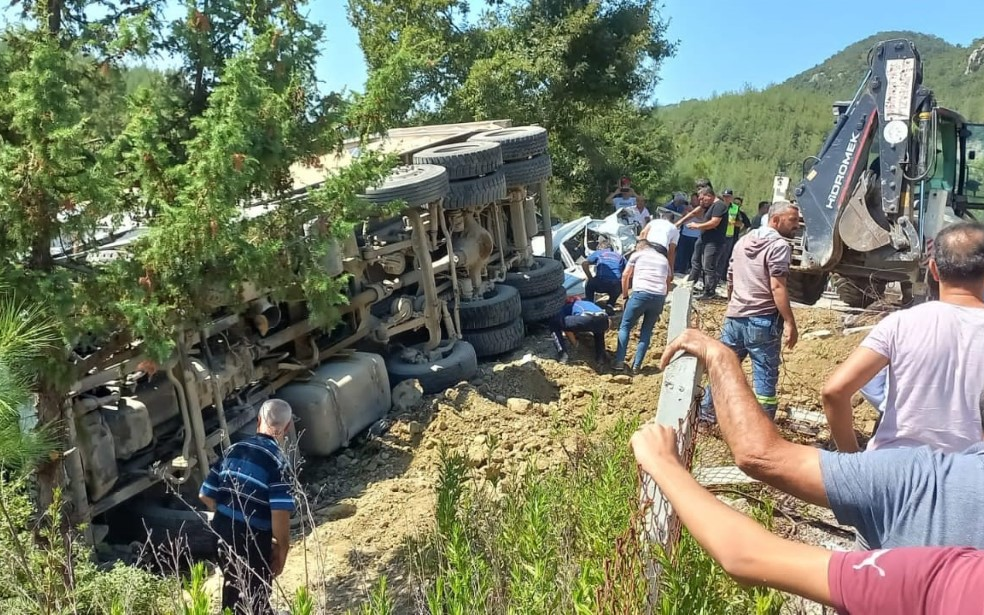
[639,284,705,604]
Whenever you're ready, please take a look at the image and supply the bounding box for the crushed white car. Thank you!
[532,211,640,296]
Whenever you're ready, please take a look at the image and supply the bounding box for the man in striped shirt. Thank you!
[199,399,296,615]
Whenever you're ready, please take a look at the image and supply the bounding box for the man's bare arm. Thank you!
[270,510,290,576]
[660,329,829,508]
[822,347,889,453]
[198,493,216,512]
[581,260,593,279]
[675,207,703,228]
[770,275,798,350]
[632,424,833,605]
[621,264,634,299]
[689,215,724,232]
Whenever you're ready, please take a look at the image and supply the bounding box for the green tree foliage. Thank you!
[657,31,984,207]
[0,0,393,512]
[348,0,678,216]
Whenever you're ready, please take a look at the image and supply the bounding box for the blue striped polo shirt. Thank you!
[200,433,296,532]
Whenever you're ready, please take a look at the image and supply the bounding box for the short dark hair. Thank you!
[698,186,715,198]
[758,200,770,211]
[933,222,984,283]
[695,177,714,191]
[734,196,743,204]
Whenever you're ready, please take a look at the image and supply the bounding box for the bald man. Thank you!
[200,399,296,615]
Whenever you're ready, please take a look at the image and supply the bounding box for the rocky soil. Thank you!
[262,297,880,613]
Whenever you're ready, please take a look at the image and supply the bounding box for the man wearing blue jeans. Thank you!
[701,201,801,421]
[614,242,672,373]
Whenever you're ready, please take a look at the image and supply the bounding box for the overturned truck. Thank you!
[62,120,563,553]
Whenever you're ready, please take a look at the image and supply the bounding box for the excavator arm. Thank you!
[792,39,935,274]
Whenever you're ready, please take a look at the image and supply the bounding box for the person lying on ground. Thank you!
[659,327,984,550]
[822,221,984,453]
[548,296,610,368]
[630,422,984,615]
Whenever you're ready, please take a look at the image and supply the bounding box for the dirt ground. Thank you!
[259,297,878,613]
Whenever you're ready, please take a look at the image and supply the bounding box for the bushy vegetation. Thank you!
[348,396,784,614]
[657,31,984,206]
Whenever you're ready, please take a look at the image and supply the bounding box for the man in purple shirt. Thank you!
[700,200,801,422]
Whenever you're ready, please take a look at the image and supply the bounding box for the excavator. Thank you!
[786,38,984,307]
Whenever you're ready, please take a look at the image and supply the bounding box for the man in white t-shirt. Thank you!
[822,221,984,453]
[618,196,650,230]
[639,208,680,274]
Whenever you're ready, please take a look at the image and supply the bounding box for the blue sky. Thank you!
[314,0,984,105]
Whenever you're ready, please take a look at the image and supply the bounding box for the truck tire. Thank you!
[462,319,525,359]
[386,340,478,394]
[446,171,508,210]
[132,503,218,559]
[412,141,503,181]
[520,285,567,323]
[459,284,522,330]
[503,257,564,298]
[832,274,886,309]
[468,126,548,161]
[786,272,828,306]
[501,154,552,189]
[360,164,449,209]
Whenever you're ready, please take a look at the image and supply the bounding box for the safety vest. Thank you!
[725,203,741,238]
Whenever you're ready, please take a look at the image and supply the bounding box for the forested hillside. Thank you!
[657,31,984,204]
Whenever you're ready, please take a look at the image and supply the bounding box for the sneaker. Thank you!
[612,362,625,372]
[558,352,570,364]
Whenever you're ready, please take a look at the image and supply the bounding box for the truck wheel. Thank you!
[131,503,218,559]
[503,257,564,298]
[386,340,478,394]
[459,284,522,330]
[501,154,552,189]
[468,126,548,161]
[446,171,508,210]
[786,272,828,306]
[462,319,525,359]
[360,164,449,209]
[832,274,885,309]
[412,141,503,181]
[520,285,567,323]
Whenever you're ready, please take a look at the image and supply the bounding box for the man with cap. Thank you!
[582,236,626,311]
[548,295,610,368]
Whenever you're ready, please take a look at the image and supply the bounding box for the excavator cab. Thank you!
[956,123,984,212]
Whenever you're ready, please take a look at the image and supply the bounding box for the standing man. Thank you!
[582,236,626,311]
[613,242,672,373]
[749,200,771,230]
[823,221,984,453]
[700,200,801,423]
[199,399,296,615]
[548,295,610,368]
[638,208,680,272]
[685,187,729,300]
[605,176,639,211]
[664,192,698,274]
[718,194,751,281]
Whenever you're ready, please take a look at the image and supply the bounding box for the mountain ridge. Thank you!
[654,31,984,202]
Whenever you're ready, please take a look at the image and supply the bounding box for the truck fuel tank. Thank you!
[276,352,391,456]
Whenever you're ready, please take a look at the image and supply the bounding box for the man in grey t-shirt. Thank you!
[660,328,984,551]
